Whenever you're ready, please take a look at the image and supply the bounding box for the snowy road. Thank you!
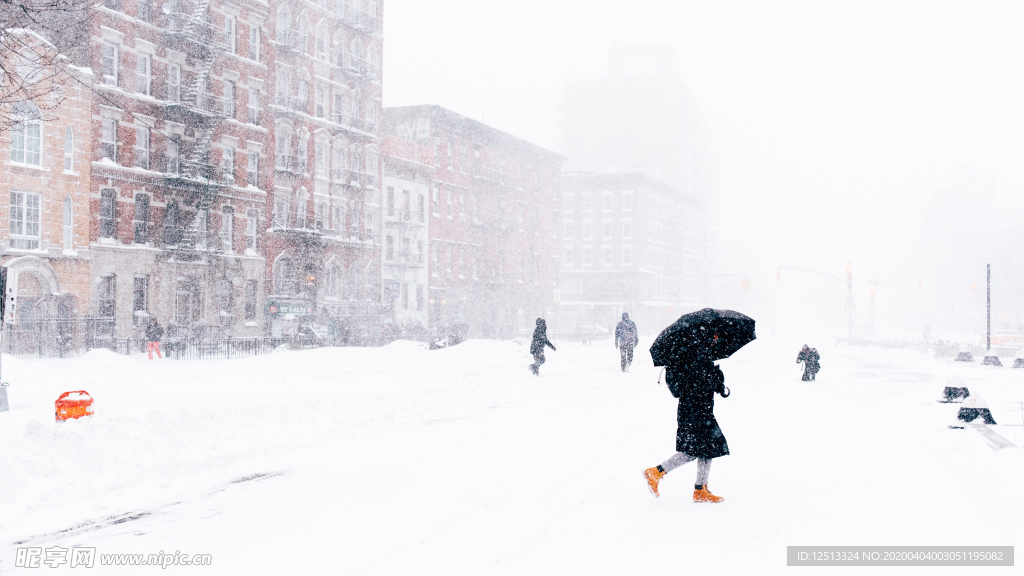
[1,335,1021,574]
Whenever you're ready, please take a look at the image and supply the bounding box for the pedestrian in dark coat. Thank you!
[614,312,639,372]
[643,347,730,502]
[796,344,820,381]
[528,318,556,376]
[145,318,164,360]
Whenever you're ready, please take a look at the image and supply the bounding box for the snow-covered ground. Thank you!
[0,334,1021,574]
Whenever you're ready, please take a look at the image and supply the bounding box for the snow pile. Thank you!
[0,338,1021,573]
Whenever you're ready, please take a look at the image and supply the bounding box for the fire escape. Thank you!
[163,0,231,257]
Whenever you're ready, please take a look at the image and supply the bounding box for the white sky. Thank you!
[383,1,1024,307]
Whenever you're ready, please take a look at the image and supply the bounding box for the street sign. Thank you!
[267,302,312,315]
[385,280,400,298]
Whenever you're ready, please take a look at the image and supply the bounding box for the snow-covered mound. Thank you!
[0,337,1021,573]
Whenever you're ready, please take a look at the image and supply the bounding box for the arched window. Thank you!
[333,30,346,67]
[63,196,73,249]
[296,187,310,228]
[64,126,74,171]
[11,101,41,165]
[298,16,309,54]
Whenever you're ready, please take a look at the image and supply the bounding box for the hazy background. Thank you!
[383,0,1024,342]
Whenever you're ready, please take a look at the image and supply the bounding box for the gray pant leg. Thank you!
[660,451,696,473]
[696,458,711,485]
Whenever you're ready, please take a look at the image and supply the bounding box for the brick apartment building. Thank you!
[0,32,95,334]
[264,0,384,337]
[381,134,432,328]
[383,105,566,337]
[558,172,710,333]
[3,0,386,342]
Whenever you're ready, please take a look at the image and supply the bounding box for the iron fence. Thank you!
[1,318,366,360]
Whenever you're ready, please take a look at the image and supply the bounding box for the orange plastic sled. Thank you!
[55,390,94,422]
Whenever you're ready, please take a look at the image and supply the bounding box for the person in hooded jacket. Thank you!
[614,312,639,372]
[796,344,820,381]
[528,318,556,376]
[145,318,164,360]
[643,341,730,503]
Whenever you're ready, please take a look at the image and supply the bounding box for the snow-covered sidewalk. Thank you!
[1,336,1021,574]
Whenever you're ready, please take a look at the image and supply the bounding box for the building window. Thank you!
[431,241,438,275]
[446,186,452,217]
[101,119,117,161]
[247,152,258,186]
[9,191,41,249]
[135,53,150,95]
[245,280,258,321]
[446,243,453,277]
[221,206,234,253]
[564,247,573,266]
[623,191,633,211]
[386,186,394,217]
[133,276,148,326]
[249,24,260,61]
[138,0,151,22]
[100,189,117,239]
[225,80,235,117]
[63,127,74,171]
[385,235,394,261]
[583,222,592,239]
[10,101,41,165]
[246,209,257,251]
[167,64,180,103]
[400,283,409,310]
[603,221,612,240]
[167,136,179,174]
[583,194,592,212]
[623,247,632,266]
[315,143,326,177]
[195,209,208,250]
[102,42,118,86]
[458,245,466,277]
[447,138,453,169]
[134,126,149,169]
[432,184,439,216]
[247,88,259,125]
[603,193,612,211]
[564,221,573,239]
[99,276,116,319]
[583,247,592,266]
[458,189,466,219]
[603,246,612,265]
[225,16,236,53]
[622,220,632,238]
[222,146,234,182]
[315,85,326,117]
[418,193,425,222]
[62,195,73,249]
[416,284,423,311]
[563,195,573,212]
[219,279,233,324]
[133,193,150,243]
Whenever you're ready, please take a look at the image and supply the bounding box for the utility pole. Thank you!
[847,262,853,339]
[987,263,991,352]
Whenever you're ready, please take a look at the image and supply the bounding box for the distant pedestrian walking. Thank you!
[644,347,730,503]
[796,344,819,381]
[615,313,638,372]
[146,318,164,360]
[528,318,556,376]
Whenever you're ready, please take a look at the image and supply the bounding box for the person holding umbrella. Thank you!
[528,318,556,376]
[643,308,756,502]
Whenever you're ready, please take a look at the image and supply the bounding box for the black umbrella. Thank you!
[650,308,756,366]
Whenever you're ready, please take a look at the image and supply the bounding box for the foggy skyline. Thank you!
[384,1,1024,267]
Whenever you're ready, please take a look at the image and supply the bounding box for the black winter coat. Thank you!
[530,326,555,355]
[666,359,730,459]
[145,322,164,341]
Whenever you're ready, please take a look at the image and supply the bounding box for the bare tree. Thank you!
[0,0,92,133]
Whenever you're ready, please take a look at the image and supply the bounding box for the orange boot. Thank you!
[643,467,666,498]
[693,484,723,503]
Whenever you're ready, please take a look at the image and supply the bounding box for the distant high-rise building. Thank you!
[562,44,716,198]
